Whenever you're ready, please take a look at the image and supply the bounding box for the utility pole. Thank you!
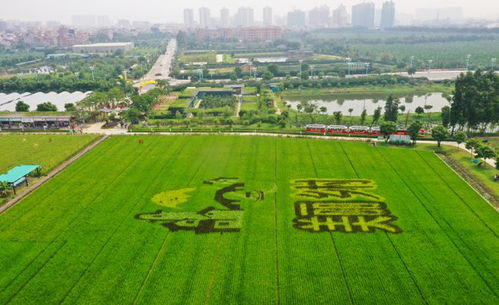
[299,59,303,79]
[410,56,414,68]
[466,54,471,71]
[365,62,370,75]
[491,58,497,70]
[427,59,433,72]
[346,58,352,76]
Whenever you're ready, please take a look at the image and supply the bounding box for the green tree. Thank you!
[267,64,279,76]
[453,131,467,148]
[360,109,367,125]
[64,103,76,112]
[333,111,343,124]
[415,106,425,116]
[15,101,29,112]
[262,71,274,81]
[450,70,498,131]
[474,145,496,166]
[36,102,57,112]
[234,66,242,78]
[122,108,141,124]
[0,181,12,198]
[407,67,417,76]
[380,121,397,142]
[441,106,451,128]
[348,108,354,123]
[383,95,399,122]
[431,125,449,147]
[372,107,382,127]
[465,139,480,156]
[407,121,422,145]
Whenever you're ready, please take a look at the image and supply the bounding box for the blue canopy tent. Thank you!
[0,165,40,194]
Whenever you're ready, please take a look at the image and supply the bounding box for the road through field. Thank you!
[0,136,497,305]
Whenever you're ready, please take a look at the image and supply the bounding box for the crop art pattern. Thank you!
[136,177,264,234]
[292,179,402,234]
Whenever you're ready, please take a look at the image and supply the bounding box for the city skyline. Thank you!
[1,0,498,24]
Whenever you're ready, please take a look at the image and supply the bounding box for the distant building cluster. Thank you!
[183,1,397,30]
[0,26,90,48]
[72,42,134,53]
[195,27,282,42]
[0,17,176,49]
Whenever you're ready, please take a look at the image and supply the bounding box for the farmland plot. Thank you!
[0,134,99,174]
[0,136,497,305]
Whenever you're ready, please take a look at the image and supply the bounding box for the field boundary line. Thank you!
[0,135,109,215]
[433,153,498,212]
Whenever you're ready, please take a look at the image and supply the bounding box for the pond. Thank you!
[0,92,92,112]
[284,92,450,116]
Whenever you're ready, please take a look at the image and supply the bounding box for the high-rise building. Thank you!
[184,9,195,28]
[331,4,348,28]
[263,7,273,26]
[117,19,132,29]
[71,15,96,28]
[287,10,306,28]
[96,16,112,28]
[220,8,230,27]
[308,6,330,28]
[199,7,211,28]
[234,7,254,27]
[351,2,375,29]
[380,1,395,28]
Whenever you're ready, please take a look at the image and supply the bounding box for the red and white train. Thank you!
[304,124,416,136]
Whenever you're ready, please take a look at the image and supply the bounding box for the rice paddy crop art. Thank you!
[0,135,497,305]
[136,177,265,233]
[291,179,402,233]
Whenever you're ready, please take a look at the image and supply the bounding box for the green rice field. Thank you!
[0,135,497,305]
[0,134,99,174]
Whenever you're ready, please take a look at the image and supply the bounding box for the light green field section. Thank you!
[0,134,99,174]
[0,136,497,305]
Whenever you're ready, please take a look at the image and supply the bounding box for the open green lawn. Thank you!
[0,134,98,174]
[0,136,497,305]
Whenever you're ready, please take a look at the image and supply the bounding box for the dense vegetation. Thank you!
[305,28,499,70]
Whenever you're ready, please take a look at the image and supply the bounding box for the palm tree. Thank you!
[348,108,354,124]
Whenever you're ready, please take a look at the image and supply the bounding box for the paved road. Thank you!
[142,39,177,82]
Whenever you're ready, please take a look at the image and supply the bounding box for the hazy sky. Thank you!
[1,0,498,23]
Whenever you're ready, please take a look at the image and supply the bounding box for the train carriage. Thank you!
[349,126,370,135]
[327,125,349,134]
[305,124,326,133]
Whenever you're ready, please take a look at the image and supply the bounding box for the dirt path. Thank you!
[0,135,109,215]
[235,96,242,117]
